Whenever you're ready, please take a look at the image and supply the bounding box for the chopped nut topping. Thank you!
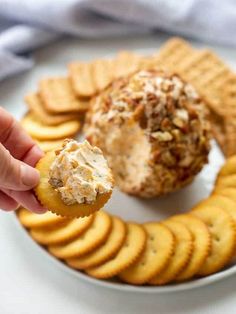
[151,131,173,142]
[84,69,211,197]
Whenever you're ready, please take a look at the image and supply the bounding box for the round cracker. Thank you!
[25,93,80,126]
[171,214,211,281]
[86,223,146,279]
[192,195,236,225]
[214,187,236,204]
[218,156,236,177]
[119,223,174,285]
[149,220,193,285]
[35,151,112,218]
[215,175,236,191]
[30,214,94,245]
[18,207,67,229]
[21,113,80,140]
[35,139,65,153]
[192,206,236,276]
[48,211,111,259]
[66,216,126,269]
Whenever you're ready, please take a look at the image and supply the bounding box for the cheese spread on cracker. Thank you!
[49,139,113,205]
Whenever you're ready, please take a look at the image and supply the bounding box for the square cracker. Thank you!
[113,51,142,78]
[25,93,80,126]
[177,50,232,116]
[209,112,227,155]
[69,62,96,97]
[224,118,236,156]
[220,75,236,156]
[150,39,228,155]
[39,77,88,114]
[69,52,142,98]
[153,37,195,69]
[92,59,114,91]
[222,74,236,114]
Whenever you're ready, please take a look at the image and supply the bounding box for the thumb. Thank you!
[0,144,40,191]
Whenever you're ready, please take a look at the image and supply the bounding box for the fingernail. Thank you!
[21,164,40,187]
[33,207,47,214]
[34,145,44,157]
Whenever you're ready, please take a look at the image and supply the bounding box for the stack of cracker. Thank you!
[17,154,236,286]
[21,78,86,151]
[149,38,235,157]
[21,37,236,156]
[21,51,143,151]
[71,38,236,158]
[16,37,236,286]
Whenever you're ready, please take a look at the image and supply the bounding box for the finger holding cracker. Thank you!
[34,139,114,218]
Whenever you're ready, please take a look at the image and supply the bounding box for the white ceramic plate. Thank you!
[2,42,236,293]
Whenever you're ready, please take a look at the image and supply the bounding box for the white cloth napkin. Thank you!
[0,0,236,80]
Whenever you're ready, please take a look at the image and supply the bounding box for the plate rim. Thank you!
[12,212,236,294]
[8,45,236,294]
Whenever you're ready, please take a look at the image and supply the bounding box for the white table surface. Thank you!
[0,33,236,314]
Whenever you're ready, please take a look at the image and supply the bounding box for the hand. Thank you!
[0,107,47,213]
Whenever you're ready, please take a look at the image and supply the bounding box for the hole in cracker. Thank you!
[152,249,157,254]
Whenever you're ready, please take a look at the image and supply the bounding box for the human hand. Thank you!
[0,107,47,213]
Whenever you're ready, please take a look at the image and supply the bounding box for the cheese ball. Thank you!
[84,70,211,198]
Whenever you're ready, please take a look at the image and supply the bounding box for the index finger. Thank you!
[0,107,43,166]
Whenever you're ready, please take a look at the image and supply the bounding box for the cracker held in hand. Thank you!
[35,139,114,218]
